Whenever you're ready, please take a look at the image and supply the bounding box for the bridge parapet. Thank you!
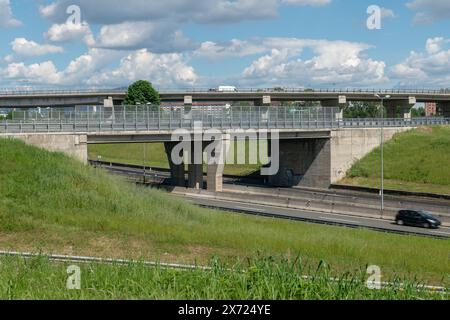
[0,105,447,135]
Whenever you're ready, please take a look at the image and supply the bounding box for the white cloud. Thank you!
[93,21,194,53]
[40,0,332,25]
[87,49,198,87]
[194,39,266,60]
[196,38,387,87]
[39,0,333,52]
[0,0,22,28]
[0,49,197,88]
[11,38,64,57]
[426,37,446,54]
[381,8,396,19]
[45,21,94,45]
[391,38,450,87]
[280,0,330,6]
[407,0,450,24]
[1,61,61,84]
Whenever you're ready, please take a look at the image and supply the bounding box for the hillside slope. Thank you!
[0,138,448,284]
[342,126,450,194]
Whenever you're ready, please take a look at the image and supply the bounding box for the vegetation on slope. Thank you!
[0,256,446,300]
[0,138,448,288]
[343,126,450,194]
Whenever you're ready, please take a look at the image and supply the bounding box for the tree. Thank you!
[123,80,161,106]
[411,107,425,118]
[344,101,383,119]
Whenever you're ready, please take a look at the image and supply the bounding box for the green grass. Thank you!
[0,256,446,300]
[0,138,449,296]
[344,126,450,195]
[88,141,262,176]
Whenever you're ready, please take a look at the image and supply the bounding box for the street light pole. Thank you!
[375,94,390,217]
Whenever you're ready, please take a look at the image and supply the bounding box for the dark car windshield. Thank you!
[418,211,436,219]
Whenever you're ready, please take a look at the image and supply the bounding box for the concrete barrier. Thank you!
[171,187,450,226]
[2,133,88,164]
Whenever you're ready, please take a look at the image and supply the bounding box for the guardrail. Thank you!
[0,107,448,134]
[1,87,450,96]
[0,89,126,96]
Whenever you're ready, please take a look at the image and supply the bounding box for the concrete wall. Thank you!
[330,127,411,183]
[2,134,88,164]
[268,138,331,189]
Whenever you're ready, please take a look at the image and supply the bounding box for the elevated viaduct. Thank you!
[1,88,450,118]
[1,106,448,192]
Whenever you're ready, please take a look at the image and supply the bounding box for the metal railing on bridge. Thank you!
[1,87,450,96]
[0,106,448,134]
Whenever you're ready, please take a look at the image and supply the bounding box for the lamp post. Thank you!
[375,94,391,217]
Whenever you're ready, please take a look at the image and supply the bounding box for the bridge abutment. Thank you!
[330,127,412,183]
[2,134,88,164]
[268,138,331,189]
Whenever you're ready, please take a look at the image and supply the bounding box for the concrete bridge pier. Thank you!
[187,140,204,190]
[254,96,272,107]
[385,98,415,119]
[438,102,450,117]
[184,96,193,116]
[103,97,115,120]
[188,164,203,189]
[206,136,230,192]
[268,138,331,189]
[164,142,186,187]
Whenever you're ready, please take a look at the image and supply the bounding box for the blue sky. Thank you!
[1,0,450,89]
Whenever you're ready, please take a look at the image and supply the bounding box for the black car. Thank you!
[395,210,442,229]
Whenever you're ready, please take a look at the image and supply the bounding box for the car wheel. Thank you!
[423,222,431,229]
[397,220,404,226]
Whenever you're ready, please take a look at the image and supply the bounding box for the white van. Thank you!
[217,86,237,92]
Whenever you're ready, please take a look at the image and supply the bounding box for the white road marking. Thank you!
[319,217,361,224]
[429,230,450,236]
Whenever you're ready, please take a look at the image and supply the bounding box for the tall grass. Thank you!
[0,138,448,287]
[0,256,446,300]
[347,126,450,193]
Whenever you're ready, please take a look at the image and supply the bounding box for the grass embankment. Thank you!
[342,126,450,195]
[88,141,262,176]
[0,256,446,300]
[0,138,448,297]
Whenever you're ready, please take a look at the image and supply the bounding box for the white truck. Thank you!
[217,86,237,92]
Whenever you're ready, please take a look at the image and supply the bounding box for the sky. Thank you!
[0,0,450,90]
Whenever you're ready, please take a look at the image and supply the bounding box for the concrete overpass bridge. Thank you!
[1,88,450,118]
[1,105,448,192]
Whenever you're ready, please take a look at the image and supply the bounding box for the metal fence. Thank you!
[1,87,450,95]
[0,106,448,134]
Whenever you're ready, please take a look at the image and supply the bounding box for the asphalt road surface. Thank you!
[184,196,450,239]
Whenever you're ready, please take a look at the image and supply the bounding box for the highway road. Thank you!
[184,196,450,239]
[92,161,450,239]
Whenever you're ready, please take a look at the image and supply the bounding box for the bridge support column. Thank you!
[267,138,331,189]
[254,95,271,106]
[438,102,450,118]
[103,97,114,120]
[206,135,230,192]
[164,142,186,187]
[187,140,205,189]
[188,164,203,189]
[385,98,415,119]
[184,96,193,115]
